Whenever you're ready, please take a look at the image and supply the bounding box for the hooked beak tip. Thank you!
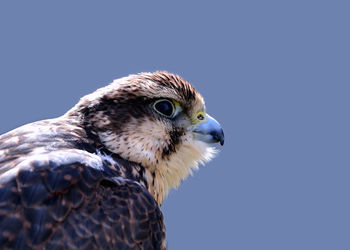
[211,129,225,146]
[220,138,224,146]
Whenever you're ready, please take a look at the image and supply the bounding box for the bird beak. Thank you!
[192,114,225,146]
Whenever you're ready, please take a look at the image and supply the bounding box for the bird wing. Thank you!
[0,150,165,250]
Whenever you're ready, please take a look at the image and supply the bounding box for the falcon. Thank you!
[0,71,224,249]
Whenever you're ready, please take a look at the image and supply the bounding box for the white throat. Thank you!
[146,140,217,205]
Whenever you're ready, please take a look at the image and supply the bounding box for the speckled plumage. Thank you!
[0,72,223,249]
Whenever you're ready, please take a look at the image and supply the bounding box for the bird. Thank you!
[0,71,224,249]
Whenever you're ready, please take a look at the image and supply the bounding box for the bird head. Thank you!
[68,71,224,204]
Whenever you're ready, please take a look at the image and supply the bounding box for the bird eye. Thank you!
[153,99,175,118]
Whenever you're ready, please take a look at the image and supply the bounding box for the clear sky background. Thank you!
[0,1,349,249]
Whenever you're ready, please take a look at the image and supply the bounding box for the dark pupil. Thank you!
[155,101,173,117]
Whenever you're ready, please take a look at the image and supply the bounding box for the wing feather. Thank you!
[0,151,165,249]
